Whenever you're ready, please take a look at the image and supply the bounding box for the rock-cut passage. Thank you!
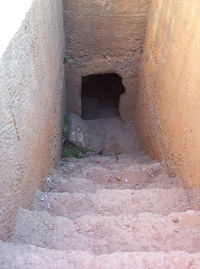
[81,73,125,120]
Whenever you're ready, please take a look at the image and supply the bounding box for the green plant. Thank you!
[63,56,69,64]
[62,145,90,159]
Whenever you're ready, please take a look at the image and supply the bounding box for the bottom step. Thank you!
[12,209,200,254]
[1,242,200,269]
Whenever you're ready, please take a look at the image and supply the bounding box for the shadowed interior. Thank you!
[81,73,125,120]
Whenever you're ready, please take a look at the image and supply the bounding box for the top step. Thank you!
[58,153,157,176]
[52,155,165,182]
[45,155,180,192]
[45,172,180,193]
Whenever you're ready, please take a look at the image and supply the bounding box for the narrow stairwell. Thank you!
[1,121,200,268]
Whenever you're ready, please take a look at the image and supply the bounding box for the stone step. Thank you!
[32,188,195,218]
[12,209,200,254]
[47,160,168,193]
[44,174,181,193]
[60,152,152,168]
[1,242,200,269]
[55,159,164,182]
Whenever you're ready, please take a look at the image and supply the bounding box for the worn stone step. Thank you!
[44,174,181,193]
[47,160,168,194]
[32,188,194,218]
[55,159,164,182]
[12,209,200,254]
[60,152,152,168]
[2,242,200,269]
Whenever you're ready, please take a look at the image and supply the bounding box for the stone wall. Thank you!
[0,0,65,240]
[64,0,151,120]
[136,0,200,188]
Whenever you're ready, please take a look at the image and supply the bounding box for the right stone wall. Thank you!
[136,0,200,188]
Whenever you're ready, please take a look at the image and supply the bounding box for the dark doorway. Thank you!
[81,73,125,120]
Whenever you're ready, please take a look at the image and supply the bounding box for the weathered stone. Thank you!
[68,114,103,153]
[12,209,200,254]
[2,242,200,269]
[33,188,194,218]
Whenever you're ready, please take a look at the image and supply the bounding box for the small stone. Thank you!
[172,218,179,223]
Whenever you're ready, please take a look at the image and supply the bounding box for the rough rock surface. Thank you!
[33,188,195,218]
[68,115,138,154]
[68,114,103,153]
[87,117,138,154]
[12,209,200,254]
[2,243,200,269]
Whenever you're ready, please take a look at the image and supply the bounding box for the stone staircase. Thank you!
[1,152,200,268]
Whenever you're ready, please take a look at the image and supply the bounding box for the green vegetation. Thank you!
[62,115,70,138]
[63,56,69,64]
[62,146,90,159]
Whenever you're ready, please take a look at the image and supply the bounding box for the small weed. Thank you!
[63,56,69,64]
[62,145,90,159]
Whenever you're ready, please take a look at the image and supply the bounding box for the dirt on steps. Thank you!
[3,129,200,267]
[50,159,165,185]
[44,154,180,192]
[32,188,197,218]
[1,242,200,269]
[12,209,200,254]
[44,175,181,193]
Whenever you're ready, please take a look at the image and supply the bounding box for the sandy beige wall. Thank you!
[136,0,200,188]
[64,0,151,120]
[0,0,65,240]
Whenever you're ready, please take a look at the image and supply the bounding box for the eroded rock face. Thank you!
[63,0,151,121]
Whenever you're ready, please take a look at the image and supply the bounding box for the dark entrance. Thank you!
[81,73,125,120]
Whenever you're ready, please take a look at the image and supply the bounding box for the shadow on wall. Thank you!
[81,73,125,120]
[0,0,65,240]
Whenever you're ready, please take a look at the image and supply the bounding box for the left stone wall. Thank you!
[0,0,65,240]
